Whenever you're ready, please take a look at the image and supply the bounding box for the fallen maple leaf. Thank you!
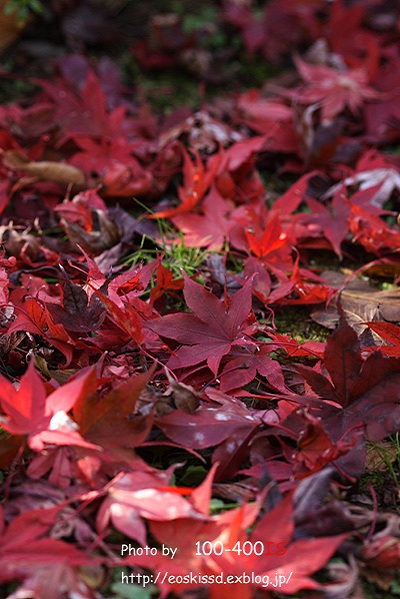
[156,388,272,450]
[72,368,154,465]
[154,147,222,218]
[0,362,99,452]
[96,468,206,545]
[366,321,400,356]
[93,288,144,344]
[287,408,359,477]
[290,55,380,123]
[39,69,128,141]
[146,275,257,375]
[296,316,400,475]
[302,192,351,258]
[242,208,295,274]
[8,296,75,366]
[323,152,400,208]
[47,275,106,333]
[218,343,286,393]
[0,505,96,599]
[172,186,234,249]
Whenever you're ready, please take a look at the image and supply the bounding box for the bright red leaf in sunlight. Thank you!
[366,321,400,356]
[154,147,222,218]
[0,362,99,452]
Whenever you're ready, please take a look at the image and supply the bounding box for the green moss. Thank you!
[273,306,330,345]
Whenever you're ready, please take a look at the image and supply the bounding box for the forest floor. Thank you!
[0,1,400,598]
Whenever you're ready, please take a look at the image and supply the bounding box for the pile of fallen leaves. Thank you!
[0,1,400,598]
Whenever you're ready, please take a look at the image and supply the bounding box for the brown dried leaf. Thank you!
[3,150,86,187]
[171,381,200,413]
[60,209,119,255]
[164,370,200,413]
[0,225,42,261]
[135,386,174,418]
[311,270,400,332]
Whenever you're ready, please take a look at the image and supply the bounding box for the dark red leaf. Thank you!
[147,275,256,374]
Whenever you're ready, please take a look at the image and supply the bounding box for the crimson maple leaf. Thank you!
[301,193,351,259]
[39,69,127,141]
[154,147,222,218]
[172,187,234,249]
[8,297,74,366]
[146,275,257,374]
[96,468,206,545]
[156,388,269,450]
[289,56,380,123]
[156,386,278,481]
[244,210,293,271]
[218,343,286,393]
[322,150,400,209]
[366,321,400,356]
[296,316,400,475]
[279,407,359,479]
[72,369,154,465]
[0,362,99,452]
[0,506,95,599]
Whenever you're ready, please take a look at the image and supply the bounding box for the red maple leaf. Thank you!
[154,147,222,218]
[0,362,99,452]
[289,56,380,123]
[172,187,234,249]
[244,210,294,271]
[69,137,154,197]
[150,262,184,304]
[8,296,75,366]
[283,408,359,478]
[72,369,154,466]
[302,192,351,258]
[39,69,127,141]
[146,275,257,374]
[237,90,299,154]
[0,505,96,599]
[156,387,278,481]
[156,388,269,450]
[96,468,206,545]
[218,343,286,393]
[296,316,400,475]
[366,321,400,357]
